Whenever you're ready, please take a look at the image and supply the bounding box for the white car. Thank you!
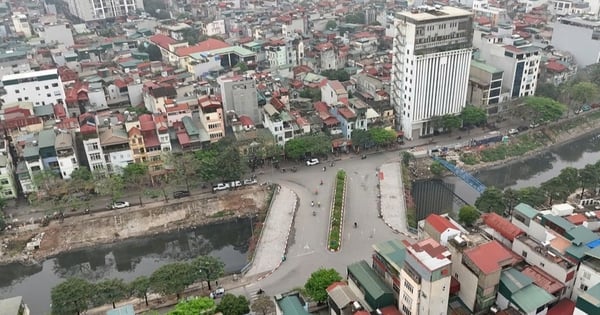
[508,128,519,136]
[111,201,130,209]
[305,158,320,166]
[243,178,258,185]
[212,183,230,191]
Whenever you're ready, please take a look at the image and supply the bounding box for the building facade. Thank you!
[391,6,473,140]
[65,0,144,21]
[218,76,260,126]
[1,69,66,111]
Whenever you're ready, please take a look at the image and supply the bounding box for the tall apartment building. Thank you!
[391,6,473,140]
[65,0,144,22]
[1,69,67,113]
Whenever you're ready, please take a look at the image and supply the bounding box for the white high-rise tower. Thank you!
[391,6,473,140]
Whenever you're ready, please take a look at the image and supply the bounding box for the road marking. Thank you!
[304,243,310,250]
[295,250,315,257]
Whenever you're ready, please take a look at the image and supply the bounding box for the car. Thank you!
[508,128,519,136]
[229,180,242,188]
[210,287,225,299]
[243,178,258,185]
[305,158,320,166]
[111,201,130,209]
[529,122,539,129]
[517,125,530,132]
[173,190,191,199]
[582,104,592,112]
[212,183,230,191]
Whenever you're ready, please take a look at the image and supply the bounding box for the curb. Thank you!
[379,164,418,240]
[327,171,346,252]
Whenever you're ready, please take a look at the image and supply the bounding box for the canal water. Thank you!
[412,132,600,221]
[0,218,252,314]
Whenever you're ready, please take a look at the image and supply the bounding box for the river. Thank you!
[0,218,252,314]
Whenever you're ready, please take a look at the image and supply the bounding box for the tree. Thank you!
[166,152,200,191]
[95,278,128,309]
[299,88,321,101]
[130,276,152,306]
[192,255,225,291]
[502,188,520,214]
[139,43,162,61]
[0,212,5,231]
[523,96,567,122]
[123,163,149,206]
[460,105,487,127]
[430,115,443,132]
[401,151,414,166]
[351,129,373,151]
[429,161,445,177]
[536,82,561,100]
[517,187,547,208]
[169,297,216,315]
[0,196,6,211]
[345,12,365,24]
[182,28,200,45]
[557,167,580,190]
[284,134,332,160]
[579,164,599,197]
[96,175,125,203]
[51,278,94,315]
[441,114,461,133]
[326,20,337,30]
[588,64,600,86]
[475,187,506,214]
[235,61,248,72]
[304,268,342,303]
[216,294,250,315]
[541,177,570,204]
[458,205,480,226]
[150,262,196,300]
[569,81,598,107]
[321,69,350,82]
[251,295,277,315]
[196,139,246,182]
[368,128,396,148]
[196,148,221,182]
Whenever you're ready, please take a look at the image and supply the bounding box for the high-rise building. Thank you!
[65,0,144,22]
[391,6,473,140]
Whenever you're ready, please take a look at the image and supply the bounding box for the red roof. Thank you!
[53,104,67,119]
[326,281,346,292]
[521,266,565,295]
[482,213,524,241]
[143,130,160,148]
[464,240,514,274]
[546,60,567,73]
[338,107,356,120]
[149,34,177,50]
[566,213,586,225]
[239,115,254,126]
[314,101,329,113]
[547,299,575,315]
[425,214,459,233]
[175,38,230,56]
[177,131,190,145]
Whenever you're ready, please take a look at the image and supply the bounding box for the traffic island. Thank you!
[327,170,347,252]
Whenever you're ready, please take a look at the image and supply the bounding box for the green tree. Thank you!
[192,255,225,291]
[139,43,163,61]
[368,128,396,148]
[0,196,7,211]
[150,262,196,300]
[429,161,445,177]
[579,164,599,197]
[557,167,580,190]
[503,188,520,215]
[284,134,332,160]
[304,268,342,303]
[235,61,248,72]
[475,187,506,214]
[401,151,414,166]
[214,138,246,181]
[460,105,487,127]
[51,278,93,315]
[182,28,200,45]
[570,81,598,107]
[441,114,461,133]
[0,212,5,231]
[130,276,152,306]
[351,129,372,150]
[96,175,125,203]
[95,278,129,309]
[345,12,366,24]
[326,20,337,30]
[588,64,600,86]
[169,297,216,315]
[517,187,547,207]
[166,152,200,191]
[251,295,276,315]
[123,163,149,206]
[299,88,321,101]
[541,177,570,204]
[458,205,480,226]
[216,294,250,315]
[536,82,561,100]
[321,69,350,82]
[430,115,443,132]
[196,148,220,182]
[523,96,567,122]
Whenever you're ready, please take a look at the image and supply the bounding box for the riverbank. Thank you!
[0,186,269,266]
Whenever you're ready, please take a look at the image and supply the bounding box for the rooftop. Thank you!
[501,268,533,294]
[425,214,459,233]
[471,60,502,74]
[347,260,394,301]
[38,129,56,148]
[396,6,472,22]
[482,213,524,241]
[464,240,515,274]
[406,238,451,271]
[511,284,555,313]
[521,265,565,295]
[515,203,539,219]
[1,68,58,82]
[373,239,406,271]
[276,294,309,315]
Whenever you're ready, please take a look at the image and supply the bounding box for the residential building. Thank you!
[64,0,144,21]
[468,60,504,106]
[419,214,461,246]
[1,69,67,112]
[204,20,226,37]
[0,140,17,199]
[198,95,225,143]
[497,268,555,315]
[372,239,407,294]
[391,6,473,140]
[275,292,310,315]
[481,212,524,248]
[472,0,509,27]
[37,23,75,47]
[156,23,192,41]
[552,17,600,67]
[575,283,600,314]
[326,282,361,315]
[572,248,600,301]
[11,14,31,37]
[81,115,133,175]
[474,26,541,99]
[0,49,31,76]
[16,135,43,195]
[0,296,30,315]
[347,260,396,310]
[552,0,590,15]
[55,132,78,179]
[321,80,348,106]
[218,75,260,126]
[38,129,59,174]
[263,37,303,69]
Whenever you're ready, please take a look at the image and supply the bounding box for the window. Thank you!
[0,179,9,185]
[47,93,52,97]
[403,280,414,293]
[17,98,22,102]
[14,89,19,94]
[402,304,412,315]
[90,153,101,161]
[522,251,528,257]
[584,271,592,280]
[52,83,59,87]
[45,85,49,89]
[540,262,545,267]
[581,284,589,291]
[87,143,99,151]
[36,87,40,91]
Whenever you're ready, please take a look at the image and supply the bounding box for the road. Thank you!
[233,150,410,299]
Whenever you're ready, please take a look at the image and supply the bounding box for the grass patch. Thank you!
[328,170,346,251]
[401,164,412,190]
[480,134,545,162]
[406,207,417,228]
[460,152,479,165]
[5,238,28,255]
[209,210,235,218]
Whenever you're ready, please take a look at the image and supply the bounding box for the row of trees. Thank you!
[473,160,600,217]
[51,256,225,314]
[430,105,488,134]
[351,128,398,151]
[537,64,600,112]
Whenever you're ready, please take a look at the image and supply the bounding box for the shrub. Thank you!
[328,170,346,251]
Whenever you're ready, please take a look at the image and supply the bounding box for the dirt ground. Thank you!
[0,186,269,264]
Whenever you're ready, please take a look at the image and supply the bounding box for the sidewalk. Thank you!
[244,185,298,279]
[378,162,416,239]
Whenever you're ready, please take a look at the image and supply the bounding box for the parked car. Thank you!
[244,178,258,185]
[305,158,320,166]
[210,287,225,299]
[173,190,191,199]
[111,201,130,209]
[529,122,539,128]
[229,180,243,188]
[508,128,519,136]
[212,183,230,192]
[582,104,592,112]
[517,125,530,132]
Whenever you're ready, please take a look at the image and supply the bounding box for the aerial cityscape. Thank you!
[1,0,600,314]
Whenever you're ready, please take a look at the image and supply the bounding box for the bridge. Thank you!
[431,156,487,193]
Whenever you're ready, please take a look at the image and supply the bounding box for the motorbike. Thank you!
[317,202,321,208]
[361,154,367,160]
[311,201,314,207]
[320,180,323,185]
[312,210,316,216]
[290,166,297,172]
[354,222,358,228]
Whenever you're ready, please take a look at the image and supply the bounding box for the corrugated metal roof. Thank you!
[373,239,406,271]
[512,284,555,313]
[501,268,533,294]
[277,295,309,315]
[347,260,393,301]
[514,203,538,219]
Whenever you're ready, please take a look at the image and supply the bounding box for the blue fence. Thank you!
[432,156,487,193]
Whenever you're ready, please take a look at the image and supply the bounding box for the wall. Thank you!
[552,22,600,67]
[572,261,600,301]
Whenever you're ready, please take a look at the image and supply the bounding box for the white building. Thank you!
[81,117,133,176]
[64,0,144,21]
[0,140,17,199]
[11,14,31,37]
[204,20,226,36]
[55,132,78,179]
[218,75,260,125]
[321,80,348,106]
[398,238,452,315]
[37,23,75,47]
[1,69,67,112]
[474,26,541,99]
[391,6,473,140]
